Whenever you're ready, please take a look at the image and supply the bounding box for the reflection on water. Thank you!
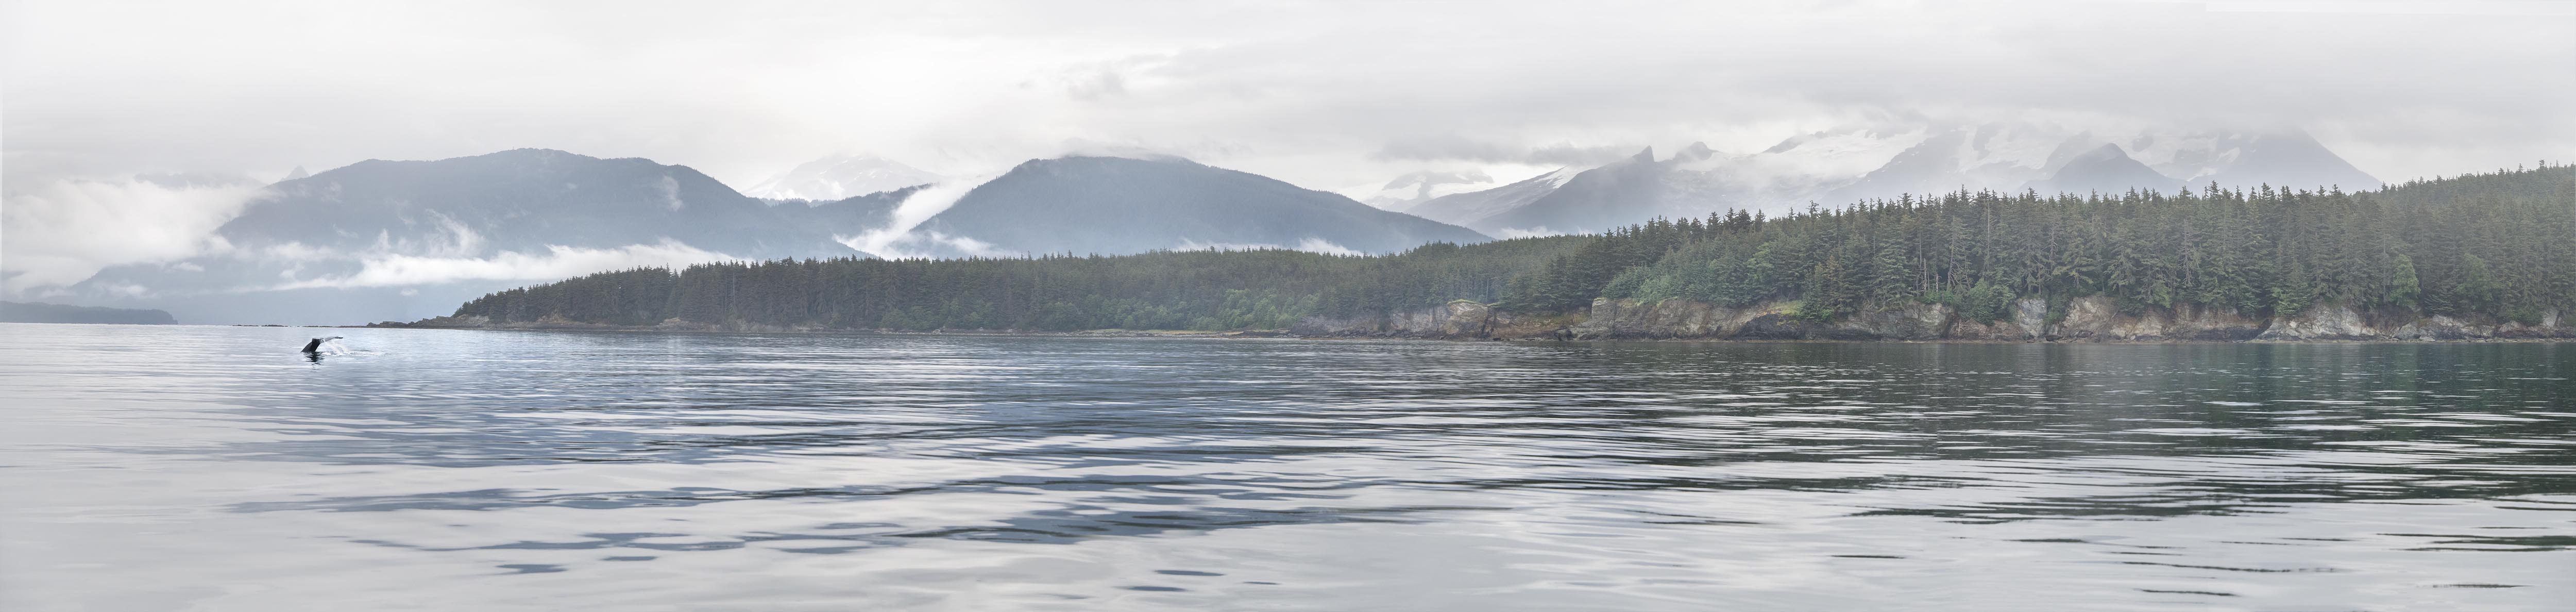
[2,323,2571,610]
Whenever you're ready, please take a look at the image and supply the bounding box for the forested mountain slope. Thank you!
[436,237,1586,331]
[422,165,2574,339]
[1544,164,2573,323]
[1499,164,2574,339]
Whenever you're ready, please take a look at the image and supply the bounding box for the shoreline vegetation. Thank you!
[363,319,2576,344]
[391,166,2576,343]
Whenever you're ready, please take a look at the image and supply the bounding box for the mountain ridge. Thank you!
[26,125,2396,325]
[912,156,1488,257]
[1366,124,2384,235]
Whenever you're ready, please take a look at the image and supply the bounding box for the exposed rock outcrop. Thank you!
[1566,297,1795,339]
[2054,299,2269,341]
[399,297,2570,343]
[1293,300,1511,338]
[1310,296,2570,342]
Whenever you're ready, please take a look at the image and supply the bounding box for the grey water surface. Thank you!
[3,323,2571,610]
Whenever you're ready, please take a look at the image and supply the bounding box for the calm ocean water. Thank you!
[2,323,2571,610]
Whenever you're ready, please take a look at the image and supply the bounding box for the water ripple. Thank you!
[3,324,2571,610]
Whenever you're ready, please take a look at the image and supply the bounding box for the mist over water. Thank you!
[3,324,2570,610]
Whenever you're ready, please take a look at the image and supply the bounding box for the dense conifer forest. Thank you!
[447,237,1591,330]
[444,166,2575,331]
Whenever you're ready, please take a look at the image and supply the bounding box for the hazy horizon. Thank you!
[6,5,2576,608]
[6,0,2572,307]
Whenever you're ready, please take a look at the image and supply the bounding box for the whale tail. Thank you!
[301,336,345,353]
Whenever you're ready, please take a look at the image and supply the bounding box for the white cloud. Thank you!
[1292,238,1361,257]
[1493,227,1565,239]
[0,176,263,295]
[272,239,733,289]
[1173,239,1275,252]
[834,177,988,258]
[924,231,1010,258]
[1173,237,1366,256]
[654,174,683,211]
[2,0,2569,288]
[245,241,338,262]
[6,1,2565,193]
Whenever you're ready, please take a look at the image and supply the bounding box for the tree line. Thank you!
[450,238,1588,330]
[1547,164,2576,325]
[448,164,2575,330]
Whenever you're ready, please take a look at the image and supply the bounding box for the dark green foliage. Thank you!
[1958,281,2015,323]
[1598,166,2575,322]
[454,166,2576,331]
[1795,255,1858,322]
[454,238,1588,330]
[2384,254,2420,310]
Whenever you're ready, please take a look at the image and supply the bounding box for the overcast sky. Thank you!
[9,1,2573,187]
[5,0,2573,292]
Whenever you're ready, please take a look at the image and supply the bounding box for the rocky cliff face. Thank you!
[1293,300,1523,338]
[1302,296,2571,342]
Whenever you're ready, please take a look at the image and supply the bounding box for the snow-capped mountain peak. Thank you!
[1365,121,2382,236]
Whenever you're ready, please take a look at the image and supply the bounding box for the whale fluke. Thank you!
[301,336,343,352]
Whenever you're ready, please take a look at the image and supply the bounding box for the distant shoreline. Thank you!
[0,301,177,325]
[353,321,2576,344]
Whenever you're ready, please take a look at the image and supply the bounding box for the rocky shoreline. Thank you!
[1290,297,2573,342]
[379,297,2572,343]
[368,315,1300,338]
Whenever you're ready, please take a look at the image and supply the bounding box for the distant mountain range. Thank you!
[73,149,906,325]
[1388,168,1580,237]
[2027,143,2186,195]
[59,150,1485,324]
[907,156,1485,257]
[1378,124,2382,235]
[0,301,175,325]
[212,148,870,257]
[37,123,2383,324]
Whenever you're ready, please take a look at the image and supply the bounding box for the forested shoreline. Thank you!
[432,237,1592,331]
[423,166,2575,335]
